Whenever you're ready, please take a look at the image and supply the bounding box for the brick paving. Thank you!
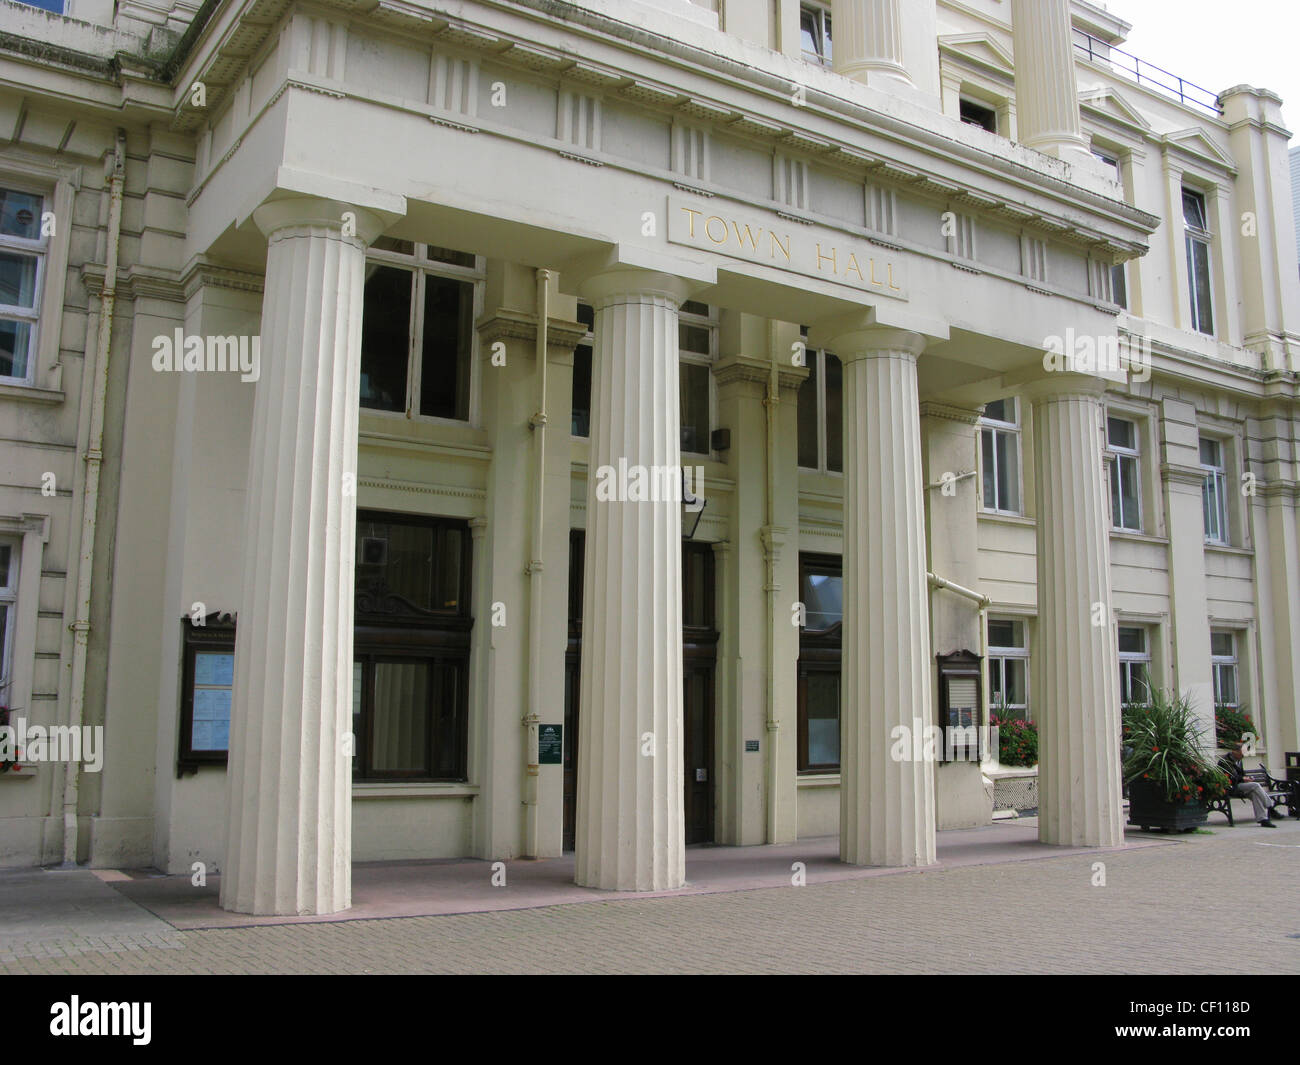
[3,821,1298,974]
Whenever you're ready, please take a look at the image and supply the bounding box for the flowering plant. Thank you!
[1214,703,1258,749]
[990,713,1038,768]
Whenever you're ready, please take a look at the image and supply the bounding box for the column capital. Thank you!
[252,195,394,247]
[1019,373,1110,405]
[577,266,698,310]
[819,325,927,363]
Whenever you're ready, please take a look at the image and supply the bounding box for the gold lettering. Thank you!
[888,263,901,291]
[816,243,836,273]
[769,231,791,261]
[844,252,865,282]
[705,216,729,244]
[731,220,764,252]
[681,206,702,238]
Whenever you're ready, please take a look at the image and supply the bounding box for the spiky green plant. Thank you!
[1122,689,1228,804]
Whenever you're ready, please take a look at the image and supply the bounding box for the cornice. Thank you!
[919,400,983,424]
[714,353,808,392]
[180,258,266,299]
[475,309,589,352]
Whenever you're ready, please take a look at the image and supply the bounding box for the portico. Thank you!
[147,0,1161,913]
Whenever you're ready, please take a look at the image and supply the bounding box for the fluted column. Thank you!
[832,0,910,89]
[837,328,936,867]
[1027,377,1124,847]
[221,196,385,915]
[1011,0,1088,160]
[575,268,693,891]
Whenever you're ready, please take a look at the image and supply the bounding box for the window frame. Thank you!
[678,300,718,459]
[0,539,18,698]
[1117,625,1152,705]
[979,398,1022,516]
[1210,628,1240,710]
[0,182,49,386]
[1200,435,1229,546]
[797,552,842,774]
[796,329,843,475]
[352,510,474,783]
[959,97,998,134]
[987,616,1030,721]
[1106,414,1143,532]
[360,241,485,426]
[799,2,832,67]
[1182,186,1215,336]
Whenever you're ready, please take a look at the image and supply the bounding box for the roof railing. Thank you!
[1073,30,1221,116]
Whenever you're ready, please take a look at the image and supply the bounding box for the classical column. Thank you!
[1010,0,1088,160]
[220,196,385,915]
[832,0,909,89]
[836,327,936,867]
[574,268,693,891]
[1027,377,1124,847]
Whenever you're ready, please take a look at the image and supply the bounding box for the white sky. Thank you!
[1101,0,1300,140]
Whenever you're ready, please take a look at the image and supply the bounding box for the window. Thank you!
[1210,630,1239,709]
[178,613,236,770]
[1200,437,1229,545]
[800,3,832,66]
[0,541,17,694]
[960,98,998,134]
[360,240,481,422]
[987,618,1029,721]
[353,512,473,781]
[570,300,716,454]
[980,398,1021,514]
[1118,626,1151,705]
[797,554,842,772]
[678,301,716,455]
[1107,416,1142,531]
[0,186,48,384]
[796,328,842,473]
[571,302,594,437]
[15,0,64,10]
[1182,188,1214,335]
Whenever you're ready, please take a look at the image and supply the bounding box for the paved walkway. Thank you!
[2,814,1298,974]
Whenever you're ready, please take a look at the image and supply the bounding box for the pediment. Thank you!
[1078,86,1152,131]
[1164,127,1235,171]
[939,33,1016,77]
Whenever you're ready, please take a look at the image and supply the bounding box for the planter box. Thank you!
[1127,779,1208,832]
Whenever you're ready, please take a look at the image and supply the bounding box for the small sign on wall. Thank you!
[538,724,563,765]
[745,740,760,752]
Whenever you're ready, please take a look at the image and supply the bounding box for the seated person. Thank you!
[1218,743,1279,827]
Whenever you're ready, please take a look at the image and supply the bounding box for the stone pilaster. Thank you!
[1011,0,1089,161]
[220,196,386,915]
[574,268,693,891]
[835,327,936,867]
[1027,376,1124,848]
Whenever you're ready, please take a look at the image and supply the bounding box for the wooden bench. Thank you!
[1207,766,1297,826]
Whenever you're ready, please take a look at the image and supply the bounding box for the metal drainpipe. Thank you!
[523,268,551,858]
[764,328,780,843]
[62,129,126,867]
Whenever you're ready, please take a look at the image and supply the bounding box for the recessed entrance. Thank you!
[563,532,718,851]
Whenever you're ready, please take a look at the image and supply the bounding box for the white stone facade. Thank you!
[0,0,1297,914]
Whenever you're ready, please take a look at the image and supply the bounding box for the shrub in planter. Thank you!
[1122,691,1228,828]
[990,714,1038,768]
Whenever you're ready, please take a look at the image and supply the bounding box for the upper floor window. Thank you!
[1107,416,1142,532]
[570,300,716,456]
[1118,625,1151,705]
[987,617,1029,721]
[0,186,48,385]
[1200,436,1229,545]
[360,239,482,422]
[796,330,843,474]
[1182,188,1214,335]
[800,4,832,66]
[960,98,998,134]
[15,0,64,10]
[1210,630,1239,709]
[980,398,1021,515]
